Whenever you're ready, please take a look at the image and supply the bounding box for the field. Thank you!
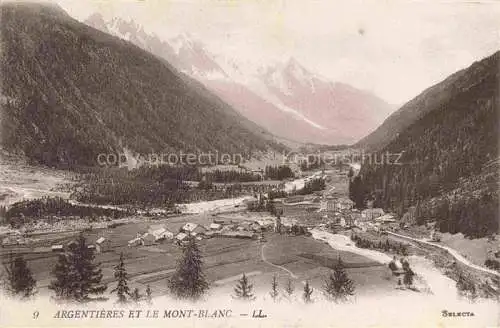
[0,207,398,300]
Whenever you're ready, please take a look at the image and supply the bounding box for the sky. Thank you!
[51,0,500,104]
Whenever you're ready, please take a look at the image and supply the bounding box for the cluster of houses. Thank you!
[51,236,113,253]
[127,224,175,247]
[128,218,277,247]
[176,218,274,243]
[48,216,280,254]
[319,196,355,212]
[314,195,399,232]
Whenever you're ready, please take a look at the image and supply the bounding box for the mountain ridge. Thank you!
[357,50,500,151]
[0,2,284,167]
[84,13,394,145]
[356,51,499,238]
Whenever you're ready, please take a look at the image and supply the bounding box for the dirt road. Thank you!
[387,231,500,278]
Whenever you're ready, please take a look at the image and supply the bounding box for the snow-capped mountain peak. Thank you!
[259,57,322,97]
[84,15,227,80]
[169,33,196,55]
[84,13,393,144]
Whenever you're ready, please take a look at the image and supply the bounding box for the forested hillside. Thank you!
[356,51,499,238]
[357,51,500,152]
[0,3,283,167]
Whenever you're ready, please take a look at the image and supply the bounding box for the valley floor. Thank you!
[0,152,74,208]
[0,158,498,328]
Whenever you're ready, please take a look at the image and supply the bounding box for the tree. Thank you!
[233,273,255,301]
[388,256,398,272]
[2,252,36,299]
[347,167,354,180]
[145,284,153,305]
[303,280,313,303]
[0,205,6,224]
[49,252,74,300]
[456,271,478,301]
[110,253,130,304]
[168,237,208,300]
[275,215,282,234]
[403,269,414,288]
[284,278,294,298]
[323,257,355,302]
[49,235,107,302]
[401,258,410,271]
[69,235,107,301]
[131,287,142,303]
[269,275,279,302]
[348,176,365,209]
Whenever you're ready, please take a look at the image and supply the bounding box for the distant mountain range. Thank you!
[0,3,284,167]
[84,13,394,145]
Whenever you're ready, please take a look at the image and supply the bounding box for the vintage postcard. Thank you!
[0,0,499,327]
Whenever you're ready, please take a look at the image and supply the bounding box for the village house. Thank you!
[374,214,397,224]
[319,199,335,212]
[148,224,166,233]
[336,198,355,211]
[320,197,355,212]
[95,237,112,253]
[256,217,274,230]
[51,244,64,252]
[361,208,385,221]
[209,223,222,230]
[181,222,197,232]
[181,222,207,236]
[175,232,189,244]
[128,237,142,247]
[141,233,156,246]
[149,225,174,241]
[191,225,207,236]
[155,228,174,241]
[221,224,236,232]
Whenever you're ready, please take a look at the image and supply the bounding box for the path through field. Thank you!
[260,243,298,279]
[388,231,500,277]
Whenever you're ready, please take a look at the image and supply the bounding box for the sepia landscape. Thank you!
[0,1,499,327]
